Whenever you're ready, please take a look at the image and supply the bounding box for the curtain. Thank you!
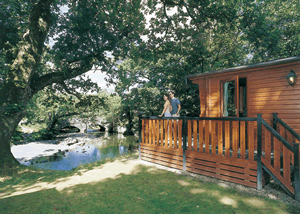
[223,82,229,116]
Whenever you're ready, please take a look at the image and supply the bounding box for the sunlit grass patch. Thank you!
[0,158,299,214]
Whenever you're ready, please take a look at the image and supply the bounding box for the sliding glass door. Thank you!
[221,76,239,117]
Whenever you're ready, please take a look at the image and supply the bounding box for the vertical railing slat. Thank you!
[152,120,156,145]
[265,128,271,164]
[178,120,182,149]
[164,120,168,147]
[142,119,145,144]
[169,120,172,148]
[248,121,254,160]
[205,120,210,154]
[257,114,263,190]
[211,121,216,155]
[188,120,192,150]
[156,119,160,146]
[218,121,223,156]
[287,132,294,164]
[283,146,291,184]
[199,120,204,153]
[160,119,164,147]
[149,119,153,145]
[294,143,300,201]
[182,116,187,171]
[174,120,178,148]
[274,135,281,172]
[225,121,230,157]
[145,119,149,145]
[193,120,198,152]
[232,121,239,158]
[240,121,246,159]
[279,126,285,176]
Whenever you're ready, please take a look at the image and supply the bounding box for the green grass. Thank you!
[1,155,299,214]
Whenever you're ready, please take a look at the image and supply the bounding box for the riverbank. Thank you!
[0,156,299,213]
[11,131,138,171]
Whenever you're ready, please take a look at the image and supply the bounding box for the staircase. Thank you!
[258,113,300,200]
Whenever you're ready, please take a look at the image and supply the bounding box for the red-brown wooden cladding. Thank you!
[262,157,294,194]
[218,121,223,156]
[232,121,238,158]
[156,120,160,146]
[186,150,257,188]
[211,121,216,155]
[141,144,183,170]
[260,126,294,194]
[225,121,230,157]
[240,121,246,159]
[273,135,281,172]
[174,120,178,148]
[248,122,255,161]
[145,119,149,145]
[193,120,198,152]
[185,119,257,161]
[278,126,291,183]
[178,120,182,149]
[142,119,145,144]
[169,120,172,148]
[140,118,183,170]
[205,120,210,154]
[152,120,156,145]
[149,119,152,145]
[164,120,168,147]
[140,118,270,189]
[188,120,192,150]
[199,120,204,153]
[264,127,271,164]
[160,119,164,147]
[287,132,294,164]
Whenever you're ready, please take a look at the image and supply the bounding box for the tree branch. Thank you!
[30,58,94,94]
[59,81,82,100]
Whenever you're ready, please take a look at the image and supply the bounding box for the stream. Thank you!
[11,131,139,171]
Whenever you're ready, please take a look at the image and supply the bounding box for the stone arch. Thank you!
[59,125,80,133]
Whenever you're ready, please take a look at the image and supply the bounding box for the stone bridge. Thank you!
[56,117,126,133]
[57,117,107,133]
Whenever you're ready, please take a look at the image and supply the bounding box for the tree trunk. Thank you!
[46,114,58,132]
[46,112,79,132]
[123,107,134,136]
[0,111,26,167]
[0,0,54,169]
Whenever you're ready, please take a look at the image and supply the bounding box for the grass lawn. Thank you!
[1,154,299,214]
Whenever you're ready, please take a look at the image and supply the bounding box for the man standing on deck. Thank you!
[169,91,181,117]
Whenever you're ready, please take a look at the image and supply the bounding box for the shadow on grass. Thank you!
[1,159,300,214]
[0,151,138,195]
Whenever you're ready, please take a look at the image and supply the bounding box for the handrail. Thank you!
[261,119,294,152]
[141,116,183,119]
[141,116,257,121]
[275,115,300,141]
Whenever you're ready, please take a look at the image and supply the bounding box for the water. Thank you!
[14,131,139,171]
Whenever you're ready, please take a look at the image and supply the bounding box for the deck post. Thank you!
[272,113,278,131]
[293,143,300,201]
[257,114,263,190]
[182,113,187,171]
[138,113,142,160]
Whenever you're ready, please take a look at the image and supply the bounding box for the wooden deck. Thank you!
[138,115,300,198]
[140,117,269,188]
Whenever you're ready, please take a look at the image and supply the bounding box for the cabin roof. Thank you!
[187,56,300,80]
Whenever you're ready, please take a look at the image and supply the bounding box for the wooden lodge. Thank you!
[138,56,300,200]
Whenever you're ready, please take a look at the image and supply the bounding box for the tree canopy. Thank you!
[0,0,299,168]
[0,0,146,167]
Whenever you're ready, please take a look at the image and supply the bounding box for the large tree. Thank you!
[0,0,145,168]
[105,0,299,131]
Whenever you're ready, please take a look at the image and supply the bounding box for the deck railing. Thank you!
[138,114,300,200]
